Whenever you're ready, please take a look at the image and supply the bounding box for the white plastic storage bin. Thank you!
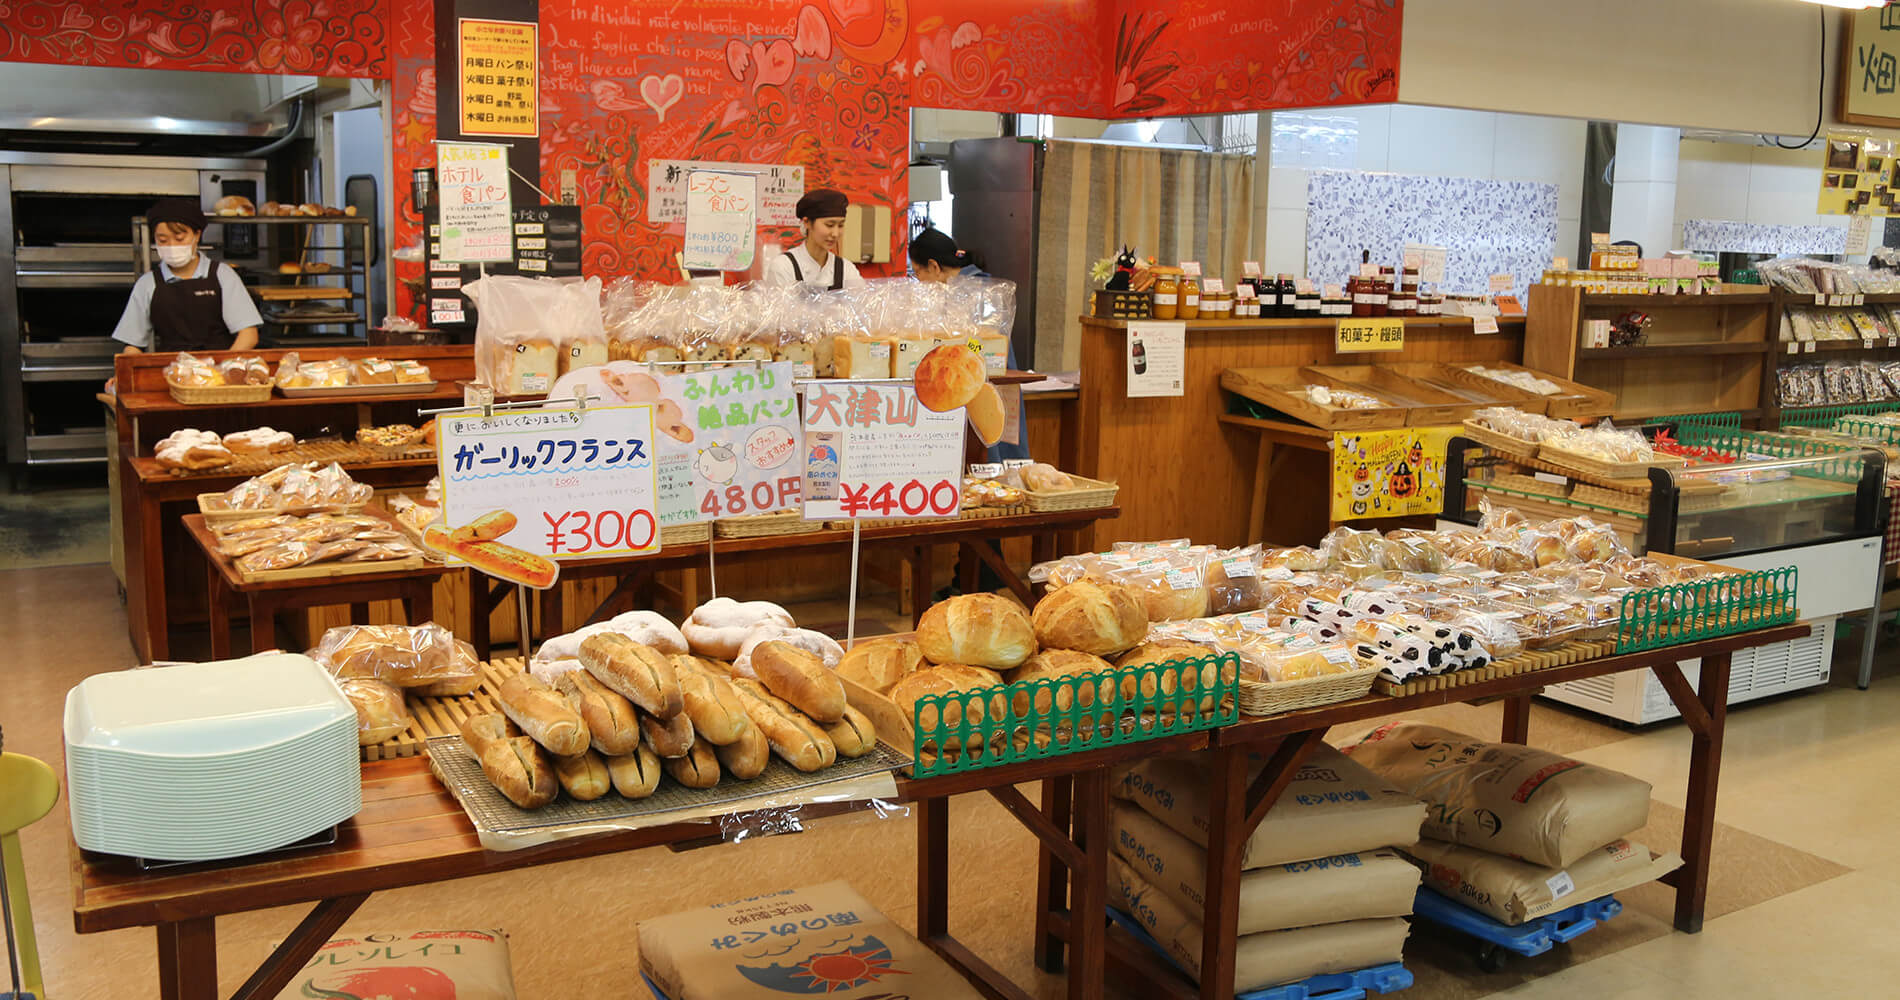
[1540,615,1836,725]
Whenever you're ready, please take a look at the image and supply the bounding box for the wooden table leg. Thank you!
[1199,744,1249,1000]
[229,894,369,1000]
[349,602,371,625]
[1501,695,1533,744]
[157,917,217,1000]
[1034,775,1074,972]
[917,796,949,940]
[248,593,278,654]
[1671,651,1731,933]
[1247,435,1274,545]
[958,543,980,595]
[1067,769,1110,1000]
[140,493,169,662]
[207,567,231,661]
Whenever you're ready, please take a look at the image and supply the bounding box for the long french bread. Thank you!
[714,720,770,780]
[732,677,836,772]
[556,669,641,756]
[664,739,722,789]
[640,708,696,758]
[460,713,557,808]
[497,672,591,757]
[824,704,877,759]
[553,750,612,801]
[580,633,685,718]
[752,640,847,723]
[672,654,754,745]
[605,745,663,799]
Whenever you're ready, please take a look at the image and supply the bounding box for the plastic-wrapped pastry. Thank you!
[1320,526,1383,566]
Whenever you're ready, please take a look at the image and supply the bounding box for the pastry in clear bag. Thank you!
[1204,546,1267,615]
[309,622,479,690]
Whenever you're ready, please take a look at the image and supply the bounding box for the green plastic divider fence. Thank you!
[1651,411,1745,431]
[1614,566,1798,654]
[909,652,1241,778]
[1780,401,1900,428]
[1832,414,1900,449]
[1670,426,1864,483]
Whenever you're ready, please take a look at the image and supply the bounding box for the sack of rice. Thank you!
[1405,837,1682,925]
[1112,743,1425,869]
[1112,801,1418,934]
[1109,856,1410,992]
[1342,722,1651,868]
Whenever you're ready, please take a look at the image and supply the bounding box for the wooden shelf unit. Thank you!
[1524,284,1775,425]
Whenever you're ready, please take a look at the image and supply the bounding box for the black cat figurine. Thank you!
[1106,245,1138,291]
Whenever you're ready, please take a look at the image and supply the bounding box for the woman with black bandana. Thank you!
[762,188,866,289]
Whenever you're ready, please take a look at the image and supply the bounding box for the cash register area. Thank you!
[5,516,1898,999]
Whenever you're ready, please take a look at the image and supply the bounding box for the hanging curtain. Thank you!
[1034,140,1256,371]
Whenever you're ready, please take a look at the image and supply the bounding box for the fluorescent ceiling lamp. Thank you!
[1797,0,1883,9]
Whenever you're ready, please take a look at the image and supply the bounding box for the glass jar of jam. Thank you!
[1152,271,1179,320]
[1297,280,1320,315]
[1178,277,1201,320]
[1390,288,1416,317]
[1371,274,1391,317]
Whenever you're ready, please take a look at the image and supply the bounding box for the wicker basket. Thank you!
[1237,666,1380,717]
[714,510,817,539]
[167,381,273,405]
[661,521,712,545]
[1460,420,1542,461]
[1092,289,1154,320]
[1024,475,1118,512]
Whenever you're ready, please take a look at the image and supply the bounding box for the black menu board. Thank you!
[424,204,583,329]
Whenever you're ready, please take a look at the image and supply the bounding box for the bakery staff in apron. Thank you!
[112,197,262,355]
[762,188,866,289]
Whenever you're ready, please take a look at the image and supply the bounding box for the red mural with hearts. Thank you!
[375,0,1400,304]
[0,0,389,76]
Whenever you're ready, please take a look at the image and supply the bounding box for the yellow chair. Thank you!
[1,752,59,1000]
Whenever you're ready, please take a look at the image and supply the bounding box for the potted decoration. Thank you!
[1090,246,1158,319]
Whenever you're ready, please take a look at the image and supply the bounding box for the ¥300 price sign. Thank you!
[437,403,661,561]
[801,382,964,521]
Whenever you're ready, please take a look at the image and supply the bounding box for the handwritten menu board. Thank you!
[425,204,583,328]
[682,170,758,271]
[648,159,802,225]
[651,362,803,525]
[436,142,513,264]
[459,18,539,138]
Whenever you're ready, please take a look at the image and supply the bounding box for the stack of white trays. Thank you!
[64,652,362,863]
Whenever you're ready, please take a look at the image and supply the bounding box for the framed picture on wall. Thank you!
[1839,7,1900,129]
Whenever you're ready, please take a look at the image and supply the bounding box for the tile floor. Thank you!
[5,551,1900,998]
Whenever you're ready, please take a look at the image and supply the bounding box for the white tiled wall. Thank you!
[1262,105,1586,278]
[1670,140,1847,248]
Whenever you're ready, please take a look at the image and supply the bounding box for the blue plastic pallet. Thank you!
[1410,887,1622,959]
[641,974,667,999]
[1106,907,1415,1000]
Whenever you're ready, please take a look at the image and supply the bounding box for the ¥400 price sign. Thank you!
[838,477,961,518]
[802,382,964,521]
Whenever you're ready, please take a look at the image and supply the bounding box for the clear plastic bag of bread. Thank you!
[957,274,1016,375]
[1318,526,1383,567]
[338,677,409,746]
[1546,419,1656,463]
[1204,545,1267,615]
[466,275,582,395]
[1376,530,1450,573]
[309,621,481,693]
[1013,462,1077,494]
[1255,636,1360,682]
[1106,557,1210,623]
[1029,552,1106,588]
[164,352,221,387]
[218,355,270,386]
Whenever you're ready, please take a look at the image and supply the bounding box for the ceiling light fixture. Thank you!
[1796,0,1883,10]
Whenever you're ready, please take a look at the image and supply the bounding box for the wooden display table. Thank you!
[464,505,1121,659]
[183,512,453,658]
[71,622,1801,1000]
[1035,621,1811,999]
[111,346,472,663]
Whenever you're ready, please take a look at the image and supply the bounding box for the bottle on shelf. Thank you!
[1179,276,1201,320]
[1153,270,1179,320]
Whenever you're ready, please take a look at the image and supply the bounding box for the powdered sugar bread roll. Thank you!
[682,597,795,659]
[917,593,1037,670]
[730,624,844,678]
[605,610,689,655]
[1031,580,1149,656]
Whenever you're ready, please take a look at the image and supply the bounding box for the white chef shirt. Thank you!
[111,255,263,349]
[761,244,865,289]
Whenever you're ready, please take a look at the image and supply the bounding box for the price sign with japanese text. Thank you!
[801,382,963,520]
[651,362,803,525]
[436,142,512,264]
[1336,318,1406,353]
[436,404,660,573]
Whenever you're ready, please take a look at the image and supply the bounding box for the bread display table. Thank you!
[1034,621,1812,999]
[111,346,472,663]
[182,512,453,658]
[462,505,1122,659]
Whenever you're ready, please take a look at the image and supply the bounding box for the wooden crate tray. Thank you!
[1024,475,1118,512]
[1451,362,1616,419]
[1222,367,1411,430]
[1493,473,1567,498]
[1501,450,1653,494]
[197,493,369,523]
[256,286,355,302]
[1373,640,1615,696]
[1569,484,1650,513]
[714,510,824,538]
[1461,421,1544,461]
[1302,365,1485,426]
[235,548,427,585]
[1392,362,1548,411]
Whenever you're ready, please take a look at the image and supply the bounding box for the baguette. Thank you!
[663,739,722,789]
[450,509,517,543]
[714,720,770,780]
[752,640,847,724]
[672,654,753,745]
[553,750,612,801]
[605,745,663,799]
[497,672,591,756]
[425,526,559,589]
[460,713,557,808]
[824,705,877,759]
[580,633,685,718]
[640,708,696,758]
[556,669,641,755]
[732,678,836,772]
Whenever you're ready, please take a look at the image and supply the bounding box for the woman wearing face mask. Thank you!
[111,197,262,355]
[762,188,865,289]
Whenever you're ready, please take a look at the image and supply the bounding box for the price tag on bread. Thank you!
[430,401,661,585]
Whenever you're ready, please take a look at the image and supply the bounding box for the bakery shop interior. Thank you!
[9,2,1900,998]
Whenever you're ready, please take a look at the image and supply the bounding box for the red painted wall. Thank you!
[0,0,390,77]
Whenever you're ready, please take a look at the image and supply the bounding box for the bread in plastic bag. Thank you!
[310,621,479,689]
[339,677,408,745]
